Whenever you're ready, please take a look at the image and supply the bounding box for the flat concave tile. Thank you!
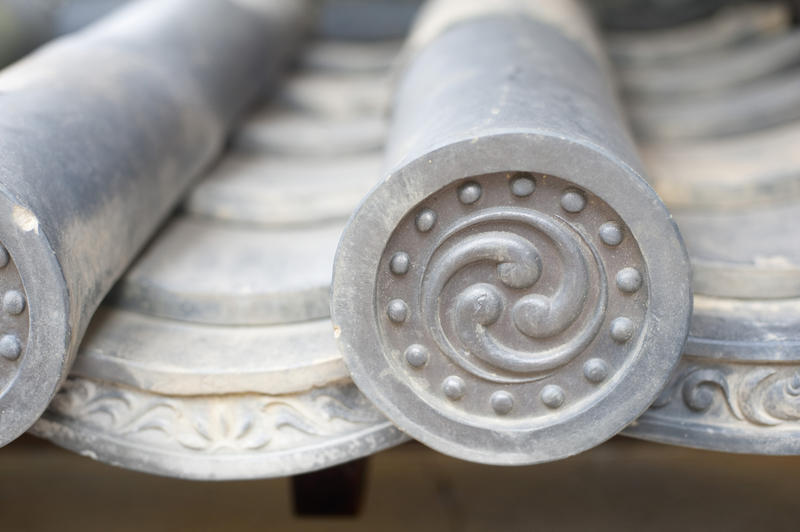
[676,202,800,298]
[234,108,387,156]
[110,216,342,325]
[185,152,380,226]
[73,307,348,395]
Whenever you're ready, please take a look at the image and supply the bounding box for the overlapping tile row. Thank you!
[12,0,800,477]
[0,0,308,448]
[613,1,800,453]
[613,2,800,141]
[29,3,411,479]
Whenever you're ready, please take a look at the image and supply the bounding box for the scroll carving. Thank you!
[653,364,800,427]
[46,377,385,453]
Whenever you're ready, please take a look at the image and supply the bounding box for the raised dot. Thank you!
[442,376,465,400]
[390,252,410,275]
[3,290,25,315]
[616,267,643,293]
[405,344,429,368]
[540,385,565,409]
[387,299,408,323]
[584,358,609,383]
[599,222,623,246]
[560,190,586,213]
[0,245,8,268]
[491,391,514,415]
[457,182,482,204]
[510,176,535,197]
[0,335,21,360]
[610,317,635,343]
[415,208,437,232]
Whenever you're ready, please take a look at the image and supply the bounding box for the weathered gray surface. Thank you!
[684,296,800,360]
[32,30,409,478]
[642,121,800,210]
[299,39,401,73]
[618,30,800,98]
[187,44,390,227]
[32,378,406,481]
[332,0,690,465]
[111,216,342,325]
[0,0,307,448]
[625,295,800,454]
[234,108,387,156]
[642,120,800,297]
[314,0,421,40]
[185,152,381,227]
[628,68,800,141]
[622,8,800,454]
[606,2,790,66]
[51,0,129,35]
[279,71,390,118]
[72,308,348,395]
[676,202,800,299]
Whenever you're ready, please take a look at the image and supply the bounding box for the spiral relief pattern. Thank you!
[376,172,648,420]
[648,363,800,426]
[420,209,608,381]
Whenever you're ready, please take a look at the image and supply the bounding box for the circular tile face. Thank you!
[333,156,691,465]
[376,172,647,421]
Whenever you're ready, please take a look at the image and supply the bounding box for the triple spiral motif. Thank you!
[376,172,648,421]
